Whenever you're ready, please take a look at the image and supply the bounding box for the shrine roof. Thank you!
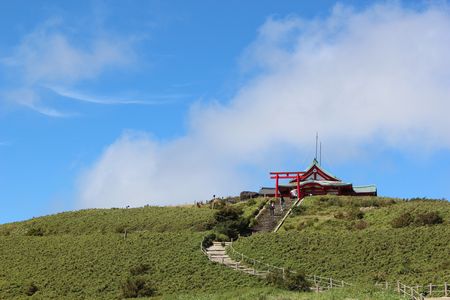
[304,158,341,181]
[353,185,377,193]
[281,180,352,187]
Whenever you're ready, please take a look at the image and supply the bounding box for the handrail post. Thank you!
[397,281,400,293]
[429,283,432,295]
[445,282,448,296]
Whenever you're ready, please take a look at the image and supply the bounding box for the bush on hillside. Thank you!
[414,212,443,226]
[391,211,443,228]
[266,269,311,292]
[214,206,243,222]
[346,208,365,220]
[121,277,155,298]
[353,220,369,230]
[24,282,38,296]
[214,219,249,240]
[202,233,216,248]
[391,212,414,228]
[213,206,251,240]
[26,227,45,236]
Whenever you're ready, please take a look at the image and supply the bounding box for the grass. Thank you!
[232,196,450,285]
[156,286,403,300]
[0,231,264,299]
[0,205,215,236]
[0,195,448,298]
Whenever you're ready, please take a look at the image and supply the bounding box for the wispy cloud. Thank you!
[3,89,75,118]
[1,19,136,116]
[47,86,186,105]
[78,2,450,208]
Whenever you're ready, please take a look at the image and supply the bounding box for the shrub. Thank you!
[24,282,38,296]
[213,206,250,240]
[391,212,414,228]
[353,220,368,230]
[214,218,250,240]
[121,277,155,298]
[266,270,284,287]
[26,227,45,236]
[214,206,243,223]
[266,270,310,292]
[202,233,216,248]
[347,208,364,220]
[414,212,443,226]
[284,271,311,291]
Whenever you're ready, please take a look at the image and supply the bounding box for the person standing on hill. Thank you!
[269,201,275,217]
[280,195,285,212]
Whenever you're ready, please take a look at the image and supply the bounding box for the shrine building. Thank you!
[259,158,377,199]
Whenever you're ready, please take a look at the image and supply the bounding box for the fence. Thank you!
[273,197,303,232]
[376,281,449,299]
[226,240,351,291]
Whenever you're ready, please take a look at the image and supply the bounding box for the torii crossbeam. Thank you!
[270,171,306,199]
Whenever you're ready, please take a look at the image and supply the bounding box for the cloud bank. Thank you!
[78,3,450,208]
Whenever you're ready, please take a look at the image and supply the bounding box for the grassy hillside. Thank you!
[232,196,450,286]
[0,205,264,299]
[160,285,401,300]
[0,196,447,299]
[0,206,216,236]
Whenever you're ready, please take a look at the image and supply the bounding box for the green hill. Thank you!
[0,196,447,299]
[232,196,450,285]
[0,205,263,299]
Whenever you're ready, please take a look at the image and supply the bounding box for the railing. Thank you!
[200,236,209,256]
[273,197,303,232]
[226,240,351,291]
[376,281,449,299]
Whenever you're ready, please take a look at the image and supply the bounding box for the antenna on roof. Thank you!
[320,142,322,166]
[315,132,318,160]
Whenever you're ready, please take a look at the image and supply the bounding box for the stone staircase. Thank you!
[205,242,268,277]
[251,198,294,233]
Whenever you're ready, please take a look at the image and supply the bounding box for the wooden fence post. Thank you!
[385,281,388,289]
[429,283,432,295]
[397,281,400,293]
[330,278,333,289]
[445,282,448,297]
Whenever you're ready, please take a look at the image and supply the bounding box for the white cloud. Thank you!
[1,19,136,116]
[78,3,450,207]
[47,86,186,105]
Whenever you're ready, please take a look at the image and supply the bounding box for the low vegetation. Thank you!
[0,195,447,299]
[233,195,450,285]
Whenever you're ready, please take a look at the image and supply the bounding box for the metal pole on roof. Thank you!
[315,132,318,160]
[320,142,322,166]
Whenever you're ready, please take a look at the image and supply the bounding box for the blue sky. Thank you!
[1,1,450,224]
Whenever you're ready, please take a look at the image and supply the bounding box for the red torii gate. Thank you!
[270,171,306,199]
